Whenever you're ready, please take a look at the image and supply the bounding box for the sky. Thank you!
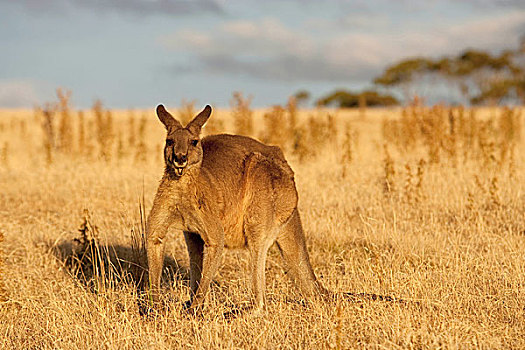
[1,0,524,109]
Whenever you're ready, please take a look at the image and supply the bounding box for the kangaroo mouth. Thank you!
[168,161,186,176]
[167,158,188,177]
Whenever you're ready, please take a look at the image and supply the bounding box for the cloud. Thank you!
[195,54,377,82]
[161,18,376,82]
[444,11,525,49]
[2,0,223,16]
[161,11,525,83]
[162,18,315,57]
[0,80,41,108]
[76,0,223,16]
[374,11,525,64]
[466,0,525,10]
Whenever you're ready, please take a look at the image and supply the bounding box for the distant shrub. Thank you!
[231,92,254,136]
[178,99,196,126]
[93,100,114,162]
[57,88,74,154]
[316,89,399,108]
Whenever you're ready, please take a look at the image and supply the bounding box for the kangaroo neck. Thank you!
[164,166,207,202]
[165,165,200,183]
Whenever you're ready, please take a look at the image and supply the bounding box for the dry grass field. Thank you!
[0,95,524,349]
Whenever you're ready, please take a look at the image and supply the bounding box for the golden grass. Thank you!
[0,101,524,349]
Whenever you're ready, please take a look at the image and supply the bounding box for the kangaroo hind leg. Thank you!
[276,209,328,299]
[183,231,204,299]
[242,153,286,311]
[245,220,275,311]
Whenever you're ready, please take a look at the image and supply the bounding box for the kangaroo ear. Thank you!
[187,105,212,134]
[156,104,182,132]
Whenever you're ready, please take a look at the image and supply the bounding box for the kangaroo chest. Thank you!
[162,175,244,247]
[171,193,205,233]
[160,178,205,233]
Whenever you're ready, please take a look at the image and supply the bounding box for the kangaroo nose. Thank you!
[174,153,187,165]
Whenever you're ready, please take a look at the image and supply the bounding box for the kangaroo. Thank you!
[146,104,328,312]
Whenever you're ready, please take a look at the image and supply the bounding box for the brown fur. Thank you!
[146,105,327,311]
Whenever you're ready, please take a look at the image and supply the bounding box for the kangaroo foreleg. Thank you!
[145,197,172,305]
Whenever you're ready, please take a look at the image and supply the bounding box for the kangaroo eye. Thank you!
[166,139,174,146]
[191,139,199,147]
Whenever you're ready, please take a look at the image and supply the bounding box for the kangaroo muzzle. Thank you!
[172,153,188,176]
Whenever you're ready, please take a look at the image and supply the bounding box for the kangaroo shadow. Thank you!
[341,292,405,303]
[50,237,417,317]
[51,238,189,295]
[219,291,416,321]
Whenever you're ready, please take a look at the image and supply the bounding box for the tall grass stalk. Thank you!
[0,229,7,302]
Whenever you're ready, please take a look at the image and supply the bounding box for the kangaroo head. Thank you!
[156,104,212,178]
